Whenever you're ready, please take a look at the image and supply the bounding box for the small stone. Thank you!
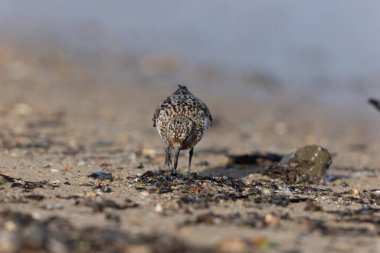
[370,189,380,203]
[88,172,114,181]
[264,213,280,225]
[352,189,360,197]
[4,221,17,231]
[216,238,249,253]
[154,204,163,213]
[267,145,332,184]
[262,189,271,196]
[49,180,61,187]
[135,163,144,169]
[101,185,112,193]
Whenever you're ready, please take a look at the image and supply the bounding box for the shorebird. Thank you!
[153,85,213,174]
[369,98,380,112]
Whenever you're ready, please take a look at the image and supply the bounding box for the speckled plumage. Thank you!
[153,85,213,173]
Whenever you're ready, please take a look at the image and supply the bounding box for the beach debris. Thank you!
[88,172,114,181]
[264,213,280,226]
[0,174,49,190]
[265,145,332,184]
[369,189,380,204]
[0,174,16,189]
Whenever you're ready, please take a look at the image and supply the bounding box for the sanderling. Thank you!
[153,85,213,174]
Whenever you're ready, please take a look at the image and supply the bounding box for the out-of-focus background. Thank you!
[1,1,379,102]
[0,0,380,159]
[1,3,380,252]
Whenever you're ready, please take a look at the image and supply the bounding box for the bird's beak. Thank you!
[172,147,181,173]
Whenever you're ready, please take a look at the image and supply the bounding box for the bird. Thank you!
[368,98,380,112]
[153,85,213,174]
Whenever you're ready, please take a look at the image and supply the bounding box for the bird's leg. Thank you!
[165,146,172,170]
[188,148,194,174]
[172,147,180,175]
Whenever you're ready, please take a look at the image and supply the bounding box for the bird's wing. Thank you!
[369,98,380,112]
[152,97,171,127]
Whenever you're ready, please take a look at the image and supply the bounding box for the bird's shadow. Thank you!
[198,152,283,180]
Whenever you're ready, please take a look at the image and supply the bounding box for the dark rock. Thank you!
[265,145,332,184]
[0,174,16,189]
[88,172,114,181]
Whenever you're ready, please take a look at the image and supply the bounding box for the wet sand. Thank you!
[0,43,379,253]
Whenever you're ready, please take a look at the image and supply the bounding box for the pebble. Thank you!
[352,189,360,197]
[88,172,114,181]
[216,238,249,253]
[101,185,112,193]
[154,204,163,213]
[49,180,61,187]
[264,213,280,225]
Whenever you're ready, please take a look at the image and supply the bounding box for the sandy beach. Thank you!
[0,41,379,253]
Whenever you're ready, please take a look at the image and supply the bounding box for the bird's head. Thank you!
[172,84,192,96]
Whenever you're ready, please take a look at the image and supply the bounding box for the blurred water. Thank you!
[0,0,379,98]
